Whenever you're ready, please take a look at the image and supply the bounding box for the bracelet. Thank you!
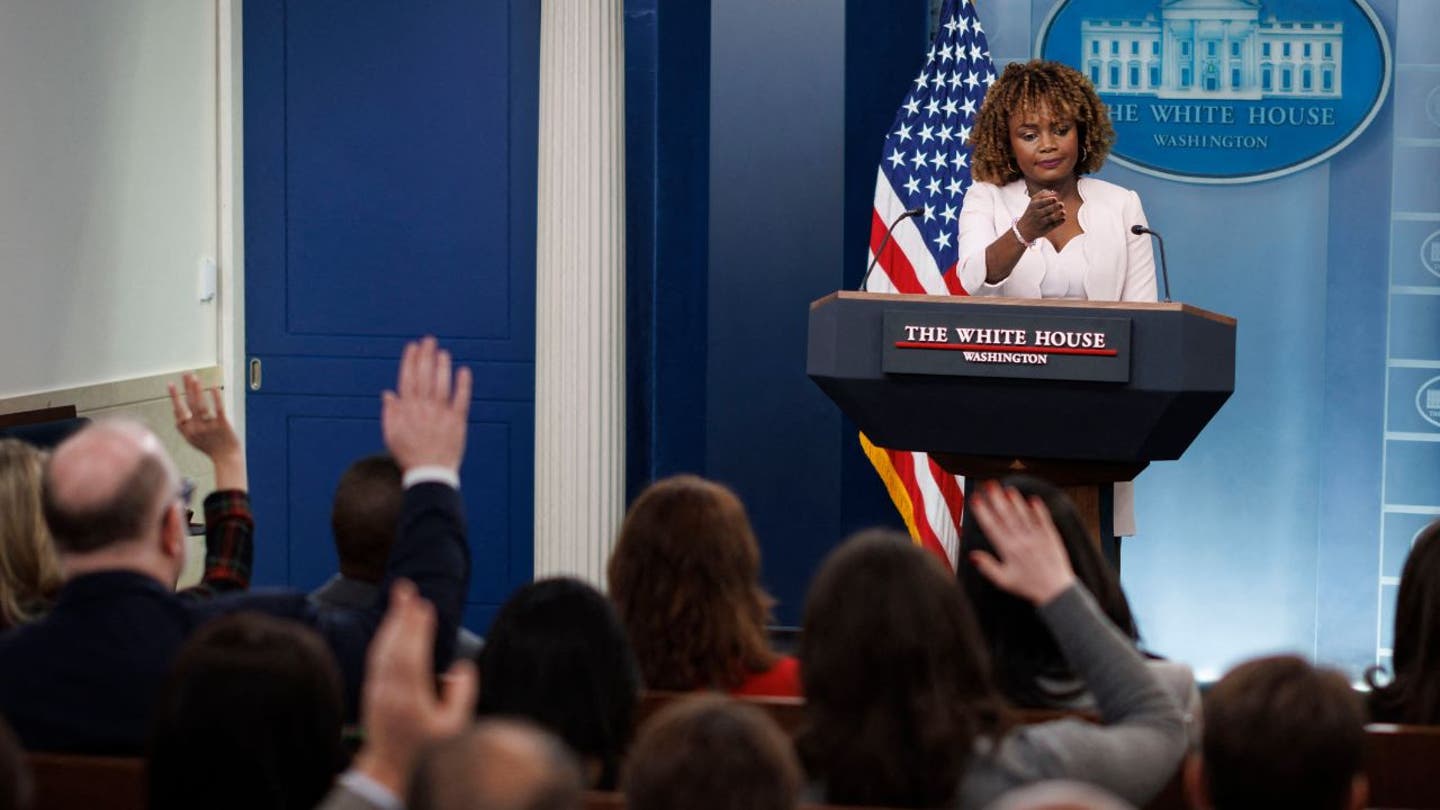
[1011,217,1038,249]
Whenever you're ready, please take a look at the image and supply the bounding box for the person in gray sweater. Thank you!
[959,475,1201,746]
[798,482,1186,809]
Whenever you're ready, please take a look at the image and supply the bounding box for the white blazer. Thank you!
[956,177,1158,303]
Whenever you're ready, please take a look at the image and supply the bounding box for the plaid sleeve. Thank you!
[177,489,255,601]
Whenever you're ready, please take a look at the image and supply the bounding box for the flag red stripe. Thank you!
[888,448,950,563]
[870,209,927,295]
[942,263,968,295]
[928,455,966,543]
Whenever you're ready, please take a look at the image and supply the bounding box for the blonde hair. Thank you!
[0,439,61,628]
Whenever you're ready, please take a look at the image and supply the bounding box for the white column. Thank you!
[534,0,626,586]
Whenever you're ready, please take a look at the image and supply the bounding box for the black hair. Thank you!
[147,613,346,810]
[798,530,1008,807]
[958,475,1139,708]
[1367,519,1440,723]
[477,578,641,789]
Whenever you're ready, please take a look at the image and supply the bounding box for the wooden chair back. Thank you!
[25,752,145,810]
[1365,722,1440,809]
[583,791,899,810]
[636,690,806,737]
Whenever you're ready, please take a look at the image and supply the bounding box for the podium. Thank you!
[807,291,1236,551]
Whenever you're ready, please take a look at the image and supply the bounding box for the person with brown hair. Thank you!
[1186,655,1367,810]
[957,58,1155,303]
[607,474,798,697]
[1367,519,1440,724]
[624,694,802,810]
[0,439,61,630]
[799,483,1185,808]
[147,613,348,810]
[311,453,482,659]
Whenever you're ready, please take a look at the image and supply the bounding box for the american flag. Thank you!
[861,0,996,567]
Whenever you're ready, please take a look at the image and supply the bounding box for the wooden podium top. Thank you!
[810,290,1237,327]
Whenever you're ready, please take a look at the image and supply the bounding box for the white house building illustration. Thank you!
[1081,0,1342,99]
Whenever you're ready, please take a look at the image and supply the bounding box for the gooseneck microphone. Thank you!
[1131,224,1172,302]
[859,207,925,291]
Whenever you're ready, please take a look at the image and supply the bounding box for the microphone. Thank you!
[859,208,925,291]
[1131,224,1173,303]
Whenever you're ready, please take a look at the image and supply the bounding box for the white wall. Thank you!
[0,0,220,400]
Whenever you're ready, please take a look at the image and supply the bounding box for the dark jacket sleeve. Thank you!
[379,482,470,672]
[190,482,468,721]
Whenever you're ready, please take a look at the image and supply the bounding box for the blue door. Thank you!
[243,0,539,633]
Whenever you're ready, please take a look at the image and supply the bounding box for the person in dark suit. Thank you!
[0,336,473,753]
[310,453,483,660]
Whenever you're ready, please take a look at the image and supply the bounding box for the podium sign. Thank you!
[881,309,1133,383]
[808,292,1236,465]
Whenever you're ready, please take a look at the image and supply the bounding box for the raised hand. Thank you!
[1016,190,1066,243]
[967,481,1076,606]
[353,579,478,796]
[381,337,472,473]
[168,374,245,490]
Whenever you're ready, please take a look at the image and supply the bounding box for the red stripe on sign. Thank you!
[893,342,1119,357]
[889,448,950,563]
[870,209,926,295]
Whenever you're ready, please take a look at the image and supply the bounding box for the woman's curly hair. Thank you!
[607,475,778,692]
[969,59,1115,184]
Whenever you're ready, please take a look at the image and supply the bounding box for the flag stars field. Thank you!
[868,2,994,280]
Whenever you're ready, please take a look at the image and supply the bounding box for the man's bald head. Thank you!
[42,420,179,555]
[408,720,582,810]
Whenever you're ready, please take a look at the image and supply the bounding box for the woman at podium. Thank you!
[956,60,1156,303]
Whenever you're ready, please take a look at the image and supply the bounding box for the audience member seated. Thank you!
[0,439,61,631]
[624,693,801,810]
[1185,655,1366,810]
[984,780,1134,810]
[147,613,347,810]
[317,579,479,810]
[959,476,1199,736]
[476,577,639,789]
[798,483,1185,809]
[1366,518,1440,724]
[608,474,799,697]
[408,721,583,810]
[0,337,471,752]
[0,377,255,635]
[0,714,29,810]
[311,453,483,659]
